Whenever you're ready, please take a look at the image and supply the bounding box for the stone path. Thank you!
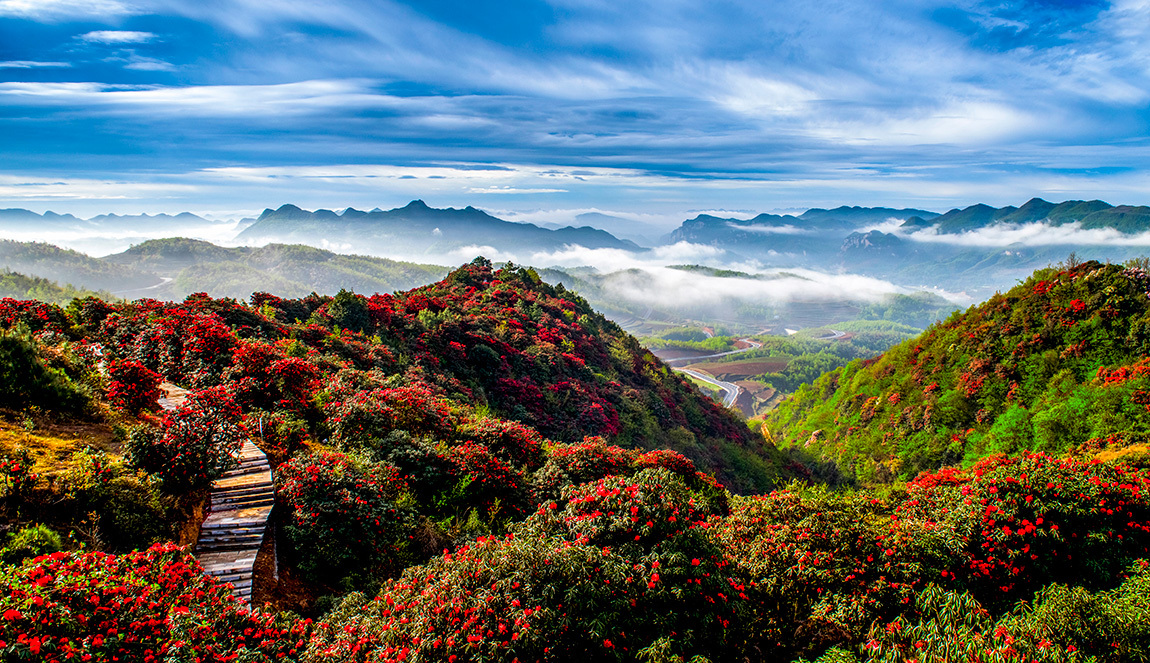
[157,382,190,411]
[158,382,273,605]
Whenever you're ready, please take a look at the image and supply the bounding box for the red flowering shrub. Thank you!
[0,544,308,662]
[225,340,283,409]
[125,386,245,491]
[306,469,744,662]
[0,298,69,334]
[269,356,322,412]
[106,359,162,414]
[129,315,184,381]
[276,451,414,586]
[442,441,529,519]
[897,452,1150,605]
[457,416,547,469]
[715,486,935,653]
[244,410,309,462]
[328,384,459,448]
[633,449,698,478]
[0,451,36,501]
[544,437,638,485]
[181,312,236,386]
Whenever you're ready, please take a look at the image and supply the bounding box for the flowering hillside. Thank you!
[765,260,1150,482]
[1,258,1148,661]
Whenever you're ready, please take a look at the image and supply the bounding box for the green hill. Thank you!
[0,240,158,291]
[0,269,113,304]
[764,260,1150,482]
[105,238,448,299]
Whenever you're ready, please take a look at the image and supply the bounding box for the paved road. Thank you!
[112,276,173,298]
[664,337,764,408]
[678,368,741,408]
[661,337,763,367]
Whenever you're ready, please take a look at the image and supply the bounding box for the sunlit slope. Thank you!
[765,260,1150,481]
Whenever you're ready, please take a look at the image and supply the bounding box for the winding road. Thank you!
[678,368,741,408]
[111,276,173,298]
[668,337,763,409]
[661,337,763,368]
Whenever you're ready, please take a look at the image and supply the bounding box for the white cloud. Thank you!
[712,68,817,118]
[0,80,385,116]
[893,221,1150,248]
[812,100,1040,147]
[0,175,196,201]
[123,57,176,72]
[469,186,568,194]
[0,61,71,68]
[79,30,156,44]
[726,222,810,235]
[0,0,134,19]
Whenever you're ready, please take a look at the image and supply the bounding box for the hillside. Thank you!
[0,260,1149,661]
[658,198,1150,293]
[0,240,158,291]
[236,200,640,257]
[932,198,1150,234]
[0,269,113,304]
[105,238,448,299]
[764,260,1150,482]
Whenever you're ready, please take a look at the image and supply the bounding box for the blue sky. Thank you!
[2,0,1150,225]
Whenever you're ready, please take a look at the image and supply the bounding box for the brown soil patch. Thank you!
[686,358,789,378]
[736,380,775,400]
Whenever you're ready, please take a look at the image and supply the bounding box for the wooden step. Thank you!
[192,434,274,606]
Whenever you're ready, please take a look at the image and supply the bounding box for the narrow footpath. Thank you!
[158,383,273,605]
[193,440,273,604]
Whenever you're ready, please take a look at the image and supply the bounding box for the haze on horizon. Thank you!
[2,0,1150,223]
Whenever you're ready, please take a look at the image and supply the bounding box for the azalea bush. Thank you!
[125,386,245,491]
[0,544,309,662]
[328,384,460,449]
[276,450,415,587]
[896,452,1150,606]
[106,359,163,414]
[305,469,746,662]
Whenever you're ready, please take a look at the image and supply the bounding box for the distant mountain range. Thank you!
[236,200,640,256]
[3,197,1150,299]
[663,198,1150,291]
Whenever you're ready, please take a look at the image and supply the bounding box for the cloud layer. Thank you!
[0,0,1149,218]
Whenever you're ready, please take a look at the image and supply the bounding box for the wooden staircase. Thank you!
[194,440,274,604]
[159,383,274,605]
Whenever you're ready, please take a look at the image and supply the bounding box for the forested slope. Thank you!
[765,260,1150,481]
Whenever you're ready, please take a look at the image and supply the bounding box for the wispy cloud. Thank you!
[469,187,568,194]
[726,222,810,235]
[885,220,1150,248]
[0,0,134,20]
[79,31,157,44]
[0,61,71,69]
[0,174,196,201]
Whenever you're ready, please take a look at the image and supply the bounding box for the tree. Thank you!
[327,289,371,333]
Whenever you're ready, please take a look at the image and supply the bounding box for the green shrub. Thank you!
[0,330,87,414]
[64,449,173,552]
[0,524,63,564]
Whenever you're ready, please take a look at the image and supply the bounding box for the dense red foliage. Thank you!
[0,544,307,662]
